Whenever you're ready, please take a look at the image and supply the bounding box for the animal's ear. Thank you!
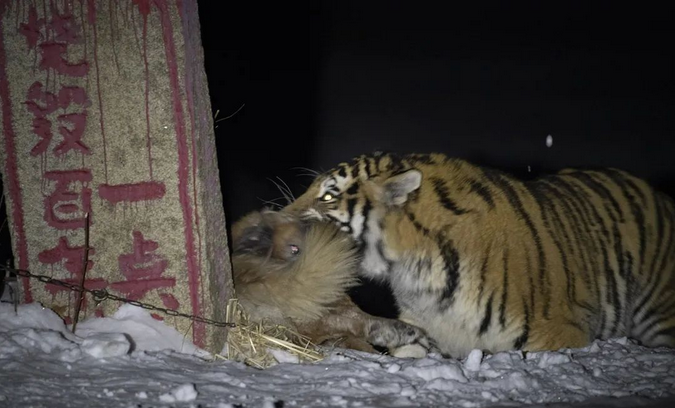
[230,211,264,244]
[382,169,422,206]
[233,225,273,255]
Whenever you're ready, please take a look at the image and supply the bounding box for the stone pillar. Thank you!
[0,0,233,353]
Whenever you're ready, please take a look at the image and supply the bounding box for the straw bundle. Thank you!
[219,298,325,369]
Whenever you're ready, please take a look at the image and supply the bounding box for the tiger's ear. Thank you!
[382,169,422,206]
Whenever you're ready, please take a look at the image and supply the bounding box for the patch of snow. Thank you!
[268,347,300,364]
[534,350,573,368]
[81,333,131,358]
[546,134,553,147]
[1,302,674,407]
[74,303,210,358]
[402,359,468,383]
[464,348,483,371]
[158,383,198,402]
[134,391,147,399]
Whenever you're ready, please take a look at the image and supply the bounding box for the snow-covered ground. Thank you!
[1,302,674,408]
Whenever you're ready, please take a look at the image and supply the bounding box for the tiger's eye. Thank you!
[320,193,333,202]
[289,244,300,255]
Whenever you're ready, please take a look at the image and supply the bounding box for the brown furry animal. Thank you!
[231,209,430,355]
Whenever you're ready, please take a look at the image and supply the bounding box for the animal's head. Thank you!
[231,210,361,324]
[231,209,307,265]
[283,152,422,243]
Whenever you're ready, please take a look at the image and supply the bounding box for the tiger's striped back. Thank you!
[546,167,675,346]
[284,152,675,357]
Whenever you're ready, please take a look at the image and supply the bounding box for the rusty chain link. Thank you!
[0,264,236,328]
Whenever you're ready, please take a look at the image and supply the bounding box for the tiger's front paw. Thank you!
[390,343,429,359]
[367,319,431,358]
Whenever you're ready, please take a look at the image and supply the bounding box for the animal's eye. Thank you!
[289,244,300,255]
[320,193,335,202]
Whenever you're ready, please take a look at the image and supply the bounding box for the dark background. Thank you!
[2,2,675,314]
[196,0,675,317]
[198,1,675,224]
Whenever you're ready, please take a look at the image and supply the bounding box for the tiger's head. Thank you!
[283,152,423,244]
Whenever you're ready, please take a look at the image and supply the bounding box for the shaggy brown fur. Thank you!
[231,209,429,354]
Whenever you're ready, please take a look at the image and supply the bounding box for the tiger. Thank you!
[231,208,431,355]
[283,151,675,358]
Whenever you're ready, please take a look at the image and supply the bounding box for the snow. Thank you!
[464,349,483,371]
[1,302,675,408]
[546,134,553,147]
[158,383,198,403]
[80,333,131,358]
[267,348,301,364]
[74,303,211,358]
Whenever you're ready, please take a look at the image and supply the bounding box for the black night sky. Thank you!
[198,1,675,227]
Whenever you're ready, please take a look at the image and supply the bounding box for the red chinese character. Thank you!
[110,231,174,301]
[118,231,169,279]
[24,82,91,156]
[18,6,43,49]
[54,112,89,155]
[98,182,166,204]
[58,86,89,107]
[39,42,88,77]
[159,293,180,310]
[46,4,82,44]
[38,236,95,276]
[43,170,92,230]
[38,236,105,315]
[19,5,88,77]
[25,82,57,155]
[25,82,58,115]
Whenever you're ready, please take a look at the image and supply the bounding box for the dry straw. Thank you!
[216,298,325,369]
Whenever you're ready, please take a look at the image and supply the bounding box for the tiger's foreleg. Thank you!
[296,297,431,356]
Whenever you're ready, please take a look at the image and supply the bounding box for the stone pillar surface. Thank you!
[0,0,233,352]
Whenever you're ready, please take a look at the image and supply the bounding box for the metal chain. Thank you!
[0,264,236,328]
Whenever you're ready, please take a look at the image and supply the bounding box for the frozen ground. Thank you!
[1,302,674,408]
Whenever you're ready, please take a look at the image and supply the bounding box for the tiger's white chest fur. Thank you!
[392,268,520,358]
[359,209,391,279]
[360,233,517,358]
